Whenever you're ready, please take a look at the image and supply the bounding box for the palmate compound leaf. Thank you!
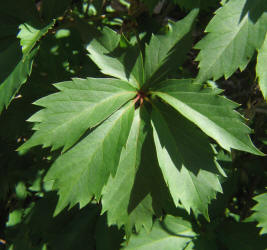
[86,27,144,89]
[195,0,267,83]
[44,101,135,215]
[18,78,136,152]
[17,7,265,235]
[257,33,267,99]
[144,9,198,86]
[248,192,267,235]
[152,79,264,155]
[151,101,224,218]
[124,215,196,250]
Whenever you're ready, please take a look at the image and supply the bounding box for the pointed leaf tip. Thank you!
[152,79,263,156]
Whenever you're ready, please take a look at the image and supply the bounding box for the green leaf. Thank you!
[257,33,267,99]
[44,102,135,215]
[0,1,51,113]
[101,107,154,234]
[19,78,136,152]
[151,101,223,217]
[18,22,54,59]
[195,0,267,83]
[6,209,24,227]
[86,27,144,89]
[144,9,198,86]
[249,192,267,235]
[152,79,263,155]
[102,106,175,235]
[0,45,36,113]
[125,215,196,249]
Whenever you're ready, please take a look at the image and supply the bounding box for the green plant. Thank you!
[0,0,267,249]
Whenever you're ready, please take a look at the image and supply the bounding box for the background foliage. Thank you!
[0,0,267,249]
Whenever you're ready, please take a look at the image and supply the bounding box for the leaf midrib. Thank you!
[196,12,249,81]
[53,103,134,197]
[38,91,134,137]
[152,109,204,208]
[154,91,251,151]
[88,46,140,89]
[104,113,143,214]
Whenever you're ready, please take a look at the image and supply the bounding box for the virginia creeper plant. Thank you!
[0,0,267,249]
